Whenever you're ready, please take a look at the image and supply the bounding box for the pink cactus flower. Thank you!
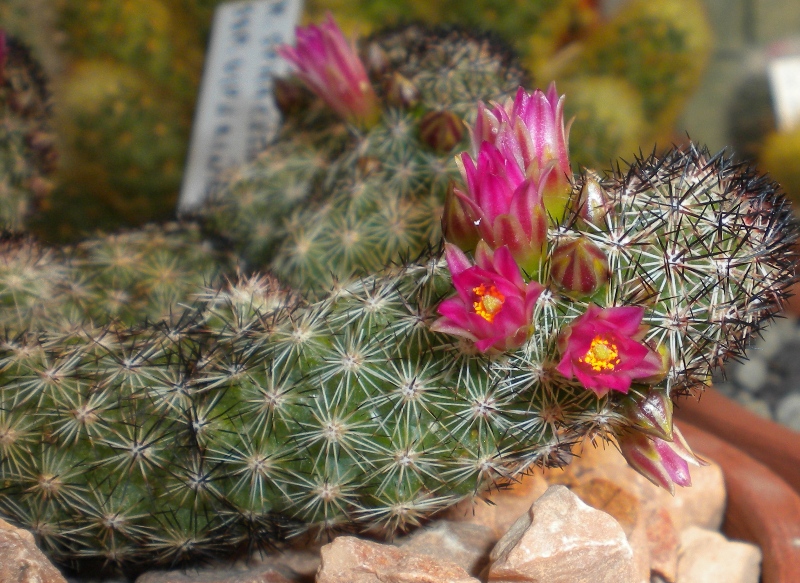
[431,242,544,352]
[278,14,380,128]
[555,305,663,397]
[618,425,707,495]
[470,84,572,220]
[449,145,549,275]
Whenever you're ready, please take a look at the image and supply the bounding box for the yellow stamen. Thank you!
[580,335,621,372]
[472,284,505,323]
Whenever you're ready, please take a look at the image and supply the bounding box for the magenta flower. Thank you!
[618,425,707,495]
[431,242,544,352]
[443,86,573,272]
[555,305,663,397]
[448,146,549,275]
[471,84,572,220]
[278,14,380,128]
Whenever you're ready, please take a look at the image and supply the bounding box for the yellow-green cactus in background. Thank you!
[7,0,710,240]
[23,0,210,241]
[760,128,800,205]
[559,75,647,171]
[32,61,189,241]
[543,0,712,143]
[57,0,205,103]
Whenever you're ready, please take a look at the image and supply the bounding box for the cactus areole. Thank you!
[0,17,797,574]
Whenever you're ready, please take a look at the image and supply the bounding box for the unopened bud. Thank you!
[550,236,609,296]
[622,389,673,441]
[385,72,420,109]
[618,425,707,495]
[419,110,464,153]
[364,42,389,75]
[577,176,613,226]
[442,184,480,252]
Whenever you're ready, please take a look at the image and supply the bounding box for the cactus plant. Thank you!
[203,23,527,292]
[0,32,56,231]
[759,127,800,206]
[44,60,189,237]
[0,222,231,335]
[0,141,794,572]
[542,0,712,143]
[0,17,796,577]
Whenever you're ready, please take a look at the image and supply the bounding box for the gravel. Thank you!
[713,314,800,431]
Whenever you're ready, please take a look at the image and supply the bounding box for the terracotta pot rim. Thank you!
[678,420,800,583]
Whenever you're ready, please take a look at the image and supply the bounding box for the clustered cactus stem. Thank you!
[0,15,797,575]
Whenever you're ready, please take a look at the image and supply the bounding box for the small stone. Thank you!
[733,356,767,392]
[135,564,297,583]
[732,391,773,420]
[645,508,680,582]
[776,392,800,431]
[0,518,67,583]
[444,472,550,539]
[487,485,635,583]
[550,473,648,581]
[316,536,479,583]
[558,441,726,533]
[570,478,639,537]
[754,315,796,360]
[395,520,496,576]
[676,526,761,583]
[251,547,322,579]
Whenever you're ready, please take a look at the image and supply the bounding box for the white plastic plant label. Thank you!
[179,0,303,212]
[768,55,800,132]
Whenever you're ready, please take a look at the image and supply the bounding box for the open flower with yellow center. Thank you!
[555,305,663,396]
[431,242,544,352]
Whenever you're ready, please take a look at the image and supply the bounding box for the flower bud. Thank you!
[419,110,465,153]
[442,183,480,252]
[278,15,381,129]
[576,176,613,227]
[618,425,706,495]
[385,72,420,109]
[550,236,609,296]
[622,389,673,441]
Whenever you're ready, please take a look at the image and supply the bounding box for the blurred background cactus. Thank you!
[0,0,712,242]
[0,32,57,232]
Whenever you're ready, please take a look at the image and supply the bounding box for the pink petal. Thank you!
[430,317,478,342]
[491,246,526,290]
[444,243,473,276]
[437,298,474,329]
[475,336,504,352]
[600,306,645,336]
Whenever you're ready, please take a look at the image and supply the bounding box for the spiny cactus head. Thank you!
[206,21,527,292]
[435,86,798,492]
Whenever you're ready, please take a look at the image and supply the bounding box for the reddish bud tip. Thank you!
[550,236,609,296]
[419,110,465,153]
[385,72,420,109]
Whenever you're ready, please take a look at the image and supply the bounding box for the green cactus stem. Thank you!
[0,144,795,574]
